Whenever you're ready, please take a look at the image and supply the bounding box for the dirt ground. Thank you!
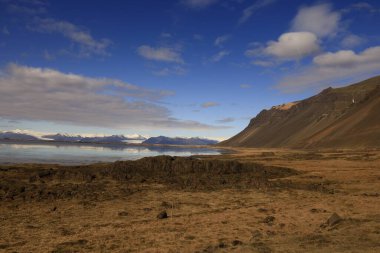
[0,149,379,252]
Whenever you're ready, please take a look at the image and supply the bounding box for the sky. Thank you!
[1,0,380,140]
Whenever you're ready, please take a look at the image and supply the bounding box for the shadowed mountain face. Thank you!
[221,76,380,148]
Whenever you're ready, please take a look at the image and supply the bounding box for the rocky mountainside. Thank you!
[143,136,219,145]
[221,76,380,148]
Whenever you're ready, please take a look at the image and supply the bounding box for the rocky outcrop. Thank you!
[0,156,299,201]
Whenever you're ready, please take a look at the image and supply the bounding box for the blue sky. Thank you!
[1,0,380,140]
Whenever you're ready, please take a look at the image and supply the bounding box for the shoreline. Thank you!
[0,139,231,165]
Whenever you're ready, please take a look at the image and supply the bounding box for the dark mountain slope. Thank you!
[221,76,380,148]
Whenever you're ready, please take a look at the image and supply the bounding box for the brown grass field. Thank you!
[1,148,380,252]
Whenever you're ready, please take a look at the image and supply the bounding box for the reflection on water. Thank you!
[1,141,222,165]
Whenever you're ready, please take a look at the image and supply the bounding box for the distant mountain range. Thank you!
[143,136,219,145]
[221,76,380,148]
[0,132,39,141]
[42,134,146,143]
[0,132,218,146]
[42,134,82,142]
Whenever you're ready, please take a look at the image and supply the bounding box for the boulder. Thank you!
[327,213,342,226]
[157,211,168,219]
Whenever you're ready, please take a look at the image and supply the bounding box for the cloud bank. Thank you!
[246,32,320,64]
[291,3,341,38]
[210,50,230,62]
[278,46,380,92]
[0,64,221,130]
[31,18,112,56]
[239,0,277,24]
[264,32,320,59]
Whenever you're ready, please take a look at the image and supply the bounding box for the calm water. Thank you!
[0,141,222,165]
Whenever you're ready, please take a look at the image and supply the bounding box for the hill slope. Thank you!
[221,76,380,148]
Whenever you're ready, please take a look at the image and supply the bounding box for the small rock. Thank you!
[262,216,275,225]
[327,213,342,226]
[310,208,327,213]
[232,240,243,246]
[157,211,168,219]
[185,235,195,240]
[218,242,227,248]
[118,211,128,217]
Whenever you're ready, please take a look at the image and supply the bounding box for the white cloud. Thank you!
[214,34,230,47]
[182,0,218,9]
[8,129,51,138]
[341,34,365,48]
[153,66,187,76]
[277,46,380,92]
[137,45,184,64]
[0,64,221,130]
[313,47,380,67]
[7,3,47,15]
[31,18,111,56]
[239,0,277,24]
[201,102,220,108]
[342,2,380,14]
[4,0,49,16]
[216,117,235,123]
[291,3,341,38]
[210,50,230,62]
[264,32,320,59]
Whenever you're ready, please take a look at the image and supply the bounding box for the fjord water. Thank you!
[0,141,221,165]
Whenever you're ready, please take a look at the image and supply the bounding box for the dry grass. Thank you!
[0,149,380,252]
